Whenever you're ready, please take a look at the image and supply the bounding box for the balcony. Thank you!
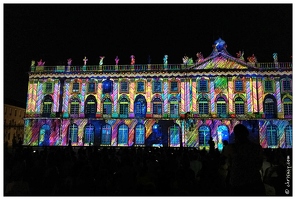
[30,62,292,73]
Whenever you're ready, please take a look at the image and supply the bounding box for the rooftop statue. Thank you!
[236,51,245,61]
[130,55,135,65]
[247,54,257,63]
[115,56,120,65]
[67,58,72,66]
[273,53,278,63]
[37,59,45,66]
[213,38,227,52]
[99,56,105,66]
[83,56,88,66]
[196,52,204,63]
[182,55,189,64]
[31,60,35,67]
[163,55,168,65]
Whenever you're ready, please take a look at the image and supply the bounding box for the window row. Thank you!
[42,78,292,95]
[41,94,292,118]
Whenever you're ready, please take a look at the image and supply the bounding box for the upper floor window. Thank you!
[282,79,292,92]
[42,95,53,117]
[152,97,162,115]
[120,81,129,93]
[234,97,245,115]
[169,97,179,118]
[235,80,243,92]
[45,82,53,93]
[170,81,178,93]
[134,95,147,118]
[264,97,276,118]
[216,97,227,116]
[88,82,96,93]
[70,98,80,115]
[85,95,97,118]
[198,97,209,114]
[103,98,112,115]
[137,81,145,93]
[72,82,80,93]
[153,80,162,93]
[199,79,208,92]
[119,97,129,118]
[264,80,273,92]
[102,79,113,94]
[283,97,292,117]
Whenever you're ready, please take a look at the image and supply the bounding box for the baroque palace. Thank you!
[24,38,292,150]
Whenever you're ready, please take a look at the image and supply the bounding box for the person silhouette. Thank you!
[223,124,265,195]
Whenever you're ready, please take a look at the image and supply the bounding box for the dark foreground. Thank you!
[4,145,292,196]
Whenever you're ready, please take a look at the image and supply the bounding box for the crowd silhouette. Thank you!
[4,125,291,196]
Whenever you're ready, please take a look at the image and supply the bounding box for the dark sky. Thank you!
[3,4,293,106]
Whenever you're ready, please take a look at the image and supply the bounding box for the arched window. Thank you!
[198,97,209,114]
[217,97,227,116]
[103,97,112,115]
[285,125,292,147]
[70,97,80,115]
[118,124,128,146]
[169,96,179,118]
[134,95,147,118]
[119,97,129,118]
[39,124,51,146]
[169,124,180,147]
[264,97,276,118]
[217,125,229,151]
[198,125,210,148]
[235,97,245,115]
[266,124,278,147]
[101,123,112,145]
[85,95,97,118]
[68,123,78,143]
[152,97,162,115]
[84,124,94,145]
[135,123,145,145]
[42,95,53,117]
[283,97,292,117]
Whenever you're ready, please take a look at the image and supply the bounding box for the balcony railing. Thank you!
[30,62,292,73]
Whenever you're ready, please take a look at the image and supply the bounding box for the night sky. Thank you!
[3,4,293,107]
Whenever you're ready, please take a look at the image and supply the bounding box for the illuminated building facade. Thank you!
[24,38,292,149]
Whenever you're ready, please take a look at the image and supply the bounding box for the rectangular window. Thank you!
[153,81,162,93]
[119,104,128,116]
[283,80,291,91]
[235,103,245,114]
[199,80,208,92]
[103,104,112,114]
[217,103,226,115]
[72,82,80,93]
[70,103,79,114]
[235,80,243,92]
[137,82,145,92]
[170,103,179,118]
[265,80,273,92]
[15,109,17,116]
[199,103,209,114]
[153,104,162,114]
[45,83,53,93]
[284,104,292,115]
[170,81,178,92]
[88,82,96,93]
[120,82,128,93]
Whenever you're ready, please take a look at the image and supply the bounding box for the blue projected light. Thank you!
[103,79,113,93]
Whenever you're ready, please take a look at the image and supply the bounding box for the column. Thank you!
[257,78,264,114]
[129,79,135,118]
[210,77,216,114]
[96,80,102,117]
[146,78,152,117]
[80,81,86,118]
[275,77,283,118]
[228,77,234,114]
[191,78,197,113]
[252,77,258,113]
[246,78,252,113]
[163,78,168,117]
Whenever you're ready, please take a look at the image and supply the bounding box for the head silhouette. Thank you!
[234,124,249,143]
